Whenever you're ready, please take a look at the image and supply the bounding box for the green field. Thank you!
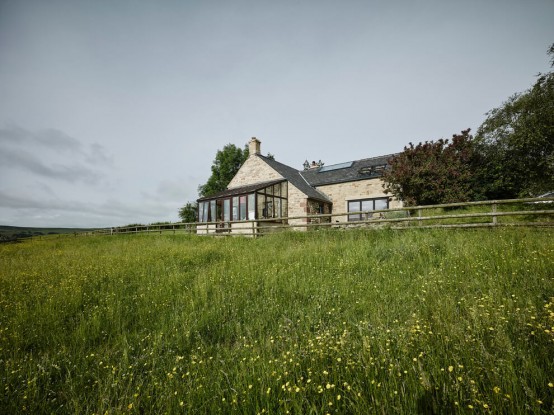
[0,229,553,414]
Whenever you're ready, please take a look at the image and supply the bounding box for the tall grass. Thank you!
[0,229,552,414]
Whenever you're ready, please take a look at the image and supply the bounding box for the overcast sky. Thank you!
[1,0,553,228]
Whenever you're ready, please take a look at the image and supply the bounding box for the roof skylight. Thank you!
[318,161,353,172]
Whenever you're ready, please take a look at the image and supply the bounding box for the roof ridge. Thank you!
[258,154,331,202]
[322,153,397,166]
[257,154,300,172]
[354,153,397,163]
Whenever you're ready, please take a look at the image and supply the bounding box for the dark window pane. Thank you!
[210,200,216,222]
[348,200,359,211]
[275,198,281,218]
[232,196,239,221]
[361,200,373,211]
[248,193,255,220]
[257,194,265,218]
[216,200,222,221]
[240,195,247,220]
[203,202,209,222]
[348,200,360,221]
[223,199,230,222]
[198,202,204,222]
[375,198,389,210]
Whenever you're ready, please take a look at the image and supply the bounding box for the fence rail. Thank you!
[86,196,554,237]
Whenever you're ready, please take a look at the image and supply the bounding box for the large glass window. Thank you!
[239,195,247,220]
[257,194,265,218]
[198,202,204,222]
[203,202,209,222]
[232,196,239,221]
[216,199,222,221]
[348,197,389,221]
[200,181,288,223]
[347,201,358,221]
[248,193,256,220]
[374,198,388,211]
[361,200,373,212]
[275,198,281,218]
[223,199,230,222]
[210,200,216,222]
[256,182,288,219]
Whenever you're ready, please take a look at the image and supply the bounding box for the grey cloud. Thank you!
[0,123,111,183]
[36,128,84,153]
[86,143,112,165]
[0,124,82,152]
[0,145,102,184]
[0,191,38,209]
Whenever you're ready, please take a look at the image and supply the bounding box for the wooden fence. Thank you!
[87,196,554,237]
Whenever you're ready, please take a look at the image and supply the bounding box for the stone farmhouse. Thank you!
[196,138,402,233]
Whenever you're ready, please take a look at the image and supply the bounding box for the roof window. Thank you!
[318,161,353,172]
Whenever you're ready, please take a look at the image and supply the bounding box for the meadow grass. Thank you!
[0,228,553,414]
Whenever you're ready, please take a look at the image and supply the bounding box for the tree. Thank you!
[476,43,554,197]
[178,202,197,223]
[382,129,484,206]
[197,143,249,197]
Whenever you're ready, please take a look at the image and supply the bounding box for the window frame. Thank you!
[198,181,288,222]
[347,197,389,221]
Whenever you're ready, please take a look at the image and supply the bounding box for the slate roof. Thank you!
[258,155,332,202]
[300,154,395,187]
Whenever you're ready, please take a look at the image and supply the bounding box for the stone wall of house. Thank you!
[316,178,402,222]
[227,155,283,188]
[287,183,310,230]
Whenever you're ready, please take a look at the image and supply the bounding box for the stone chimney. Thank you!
[248,137,261,156]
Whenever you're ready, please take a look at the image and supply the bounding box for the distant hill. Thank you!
[0,225,96,241]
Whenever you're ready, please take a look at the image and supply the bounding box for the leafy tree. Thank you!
[476,43,554,197]
[178,202,197,223]
[382,129,483,206]
[198,143,249,197]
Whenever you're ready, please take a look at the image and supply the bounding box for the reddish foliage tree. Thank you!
[382,129,483,206]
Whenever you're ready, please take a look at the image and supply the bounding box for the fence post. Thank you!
[418,207,422,227]
[492,203,497,226]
